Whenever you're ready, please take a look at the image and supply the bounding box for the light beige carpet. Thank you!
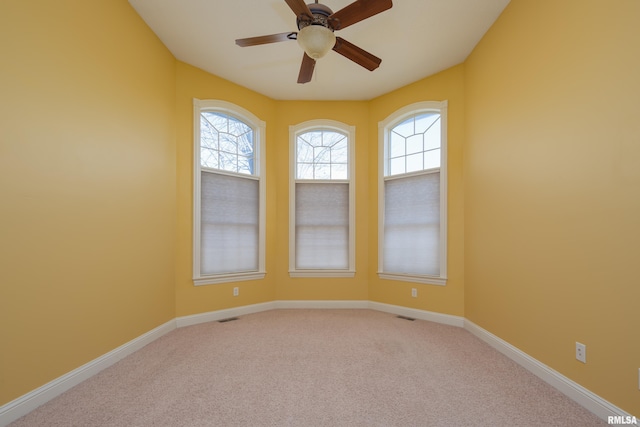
[10,309,606,426]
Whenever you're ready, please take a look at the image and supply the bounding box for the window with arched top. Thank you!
[193,99,266,285]
[289,120,355,277]
[199,111,255,175]
[379,101,448,285]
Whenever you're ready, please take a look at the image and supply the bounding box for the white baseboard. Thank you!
[3,303,634,427]
[176,301,277,327]
[464,319,638,425]
[276,300,370,310]
[368,301,465,327]
[176,300,370,327]
[0,319,176,427]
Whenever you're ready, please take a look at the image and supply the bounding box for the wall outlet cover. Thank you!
[575,342,586,363]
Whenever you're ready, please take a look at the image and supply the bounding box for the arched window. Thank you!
[378,101,447,285]
[289,120,355,277]
[193,99,266,285]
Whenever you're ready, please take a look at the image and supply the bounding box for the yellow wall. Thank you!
[174,62,278,316]
[368,65,466,316]
[464,0,640,415]
[0,0,176,405]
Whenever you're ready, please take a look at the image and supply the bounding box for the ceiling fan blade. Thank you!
[332,37,381,71]
[235,32,297,47]
[285,0,313,19]
[297,53,316,84]
[329,0,393,30]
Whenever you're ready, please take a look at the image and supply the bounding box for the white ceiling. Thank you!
[128,0,510,101]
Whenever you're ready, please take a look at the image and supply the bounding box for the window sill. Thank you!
[378,272,447,286]
[194,271,265,286]
[289,270,355,278]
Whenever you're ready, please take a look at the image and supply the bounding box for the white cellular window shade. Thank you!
[289,120,355,277]
[383,172,440,276]
[295,183,349,269]
[379,101,447,286]
[193,99,266,286]
[200,173,259,275]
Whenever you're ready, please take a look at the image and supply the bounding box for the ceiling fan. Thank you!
[235,0,393,84]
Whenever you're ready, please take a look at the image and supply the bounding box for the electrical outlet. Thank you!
[411,288,417,298]
[575,342,586,363]
[233,287,239,297]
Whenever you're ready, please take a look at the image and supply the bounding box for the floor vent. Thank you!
[396,315,416,321]
[218,317,239,323]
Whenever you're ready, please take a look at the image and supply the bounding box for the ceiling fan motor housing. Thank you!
[297,3,335,30]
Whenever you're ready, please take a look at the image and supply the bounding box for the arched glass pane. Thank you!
[390,132,405,158]
[424,149,441,170]
[315,146,332,164]
[406,153,423,173]
[390,157,405,175]
[387,113,440,177]
[393,117,414,138]
[424,118,441,151]
[406,134,423,155]
[200,112,255,175]
[296,129,348,180]
[331,140,348,165]
[414,113,439,134]
[201,147,218,169]
[331,163,348,180]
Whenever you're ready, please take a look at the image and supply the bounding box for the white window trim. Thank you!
[377,101,448,286]
[289,119,356,278]
[193,99,266,286]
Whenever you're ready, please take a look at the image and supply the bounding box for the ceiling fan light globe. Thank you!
[297,25,336,59]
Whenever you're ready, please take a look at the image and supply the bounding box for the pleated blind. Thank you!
[383,172,440,276]
[295,182,349,269]
[200,171,259,275]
